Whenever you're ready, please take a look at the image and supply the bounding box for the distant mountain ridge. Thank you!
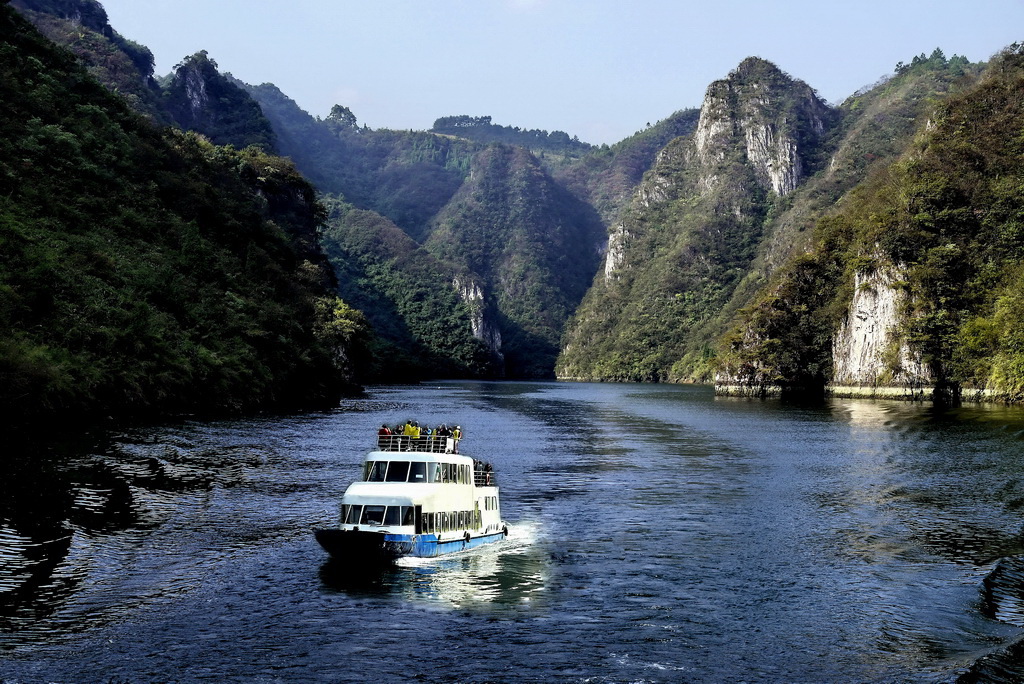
[240,81,605,379]
[430,115,592,154]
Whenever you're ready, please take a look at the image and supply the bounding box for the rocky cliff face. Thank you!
[179,62,210,119]
[557,57,834,382]
[693,57,830,197]
[453,275,503,363]
[603,224,630,282]
[163,52,276,150]
[830,267,934,399]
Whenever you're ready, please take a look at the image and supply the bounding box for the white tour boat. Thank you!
[315,424,508,563]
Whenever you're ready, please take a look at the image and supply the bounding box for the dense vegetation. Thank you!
[162,51,276,150]
[244,86,605,378]
[0,5,363,427]
[556,59,832,382]
[718,47,1024,400]
[320,198,500,380]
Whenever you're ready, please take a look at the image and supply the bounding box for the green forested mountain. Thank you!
[557,58,835,382]
[556,53,984,386]
[162,51,276,150]
[243,84,605,378]
[320,198,501,380]
[717,46,1024,402]
[0,4,363,426]
[13,0,276,149]
[426,144,604,376]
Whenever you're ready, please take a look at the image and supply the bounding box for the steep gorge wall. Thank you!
[559,57,833,382]
[452,275,504,364]
[828,267,934,400]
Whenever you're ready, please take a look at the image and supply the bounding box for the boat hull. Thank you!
[314,528,506,563]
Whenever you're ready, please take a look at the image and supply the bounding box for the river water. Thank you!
[4,381,1024,682]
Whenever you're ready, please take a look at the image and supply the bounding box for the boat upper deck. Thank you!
[375,434,460,454]
[367,423,495,486]
[375,421,463,455]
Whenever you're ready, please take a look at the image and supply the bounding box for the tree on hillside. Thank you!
[325,104,360,133]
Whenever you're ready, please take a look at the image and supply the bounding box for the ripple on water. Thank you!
[5,383,1024,682]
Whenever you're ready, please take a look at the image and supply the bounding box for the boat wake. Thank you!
[958,555,1024,682]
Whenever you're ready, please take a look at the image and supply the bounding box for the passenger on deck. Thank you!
[377,424,392,450]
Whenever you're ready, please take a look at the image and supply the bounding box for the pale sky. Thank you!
[98,0,1024,146]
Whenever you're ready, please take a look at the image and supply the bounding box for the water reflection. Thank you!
[0,426,277,643]
[318,523,548,611]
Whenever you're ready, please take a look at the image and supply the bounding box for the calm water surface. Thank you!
[4,382,1024,682]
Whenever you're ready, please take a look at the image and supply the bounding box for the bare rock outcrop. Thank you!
[828,266,933,399]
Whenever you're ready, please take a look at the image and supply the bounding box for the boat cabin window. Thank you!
[360,505,386,525]
[345,504,415,527]
[409,462,426,482]
[385,461,410,482]
[418,509,477,534]
[364,459,472,484]
[365,461,387,482]
[343,504,361,524]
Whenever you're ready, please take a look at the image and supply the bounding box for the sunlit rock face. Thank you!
[694,57,829,198]
[830,266,934,399]
[453,276,503,358]
[602,224,629,282]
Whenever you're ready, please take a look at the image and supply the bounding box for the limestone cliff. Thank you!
[829,267,934,399]
[693,57,830,198]
[453,276,503,363]
[558,57,833,382]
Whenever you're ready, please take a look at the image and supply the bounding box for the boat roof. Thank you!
[365,450,473,463]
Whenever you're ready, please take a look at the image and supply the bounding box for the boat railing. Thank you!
[473,470,495,487]
[376,434,459,454]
